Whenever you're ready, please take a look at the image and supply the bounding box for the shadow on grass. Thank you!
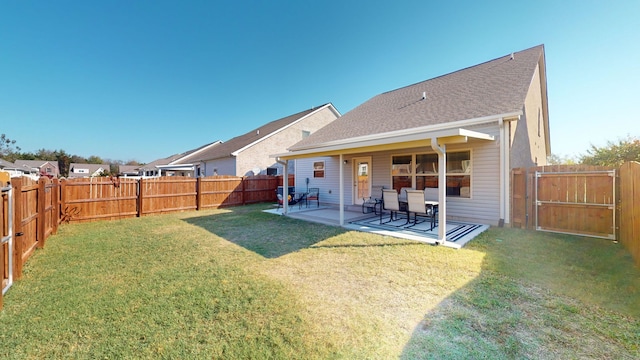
[399,228,640,359]
[182,206,350,258]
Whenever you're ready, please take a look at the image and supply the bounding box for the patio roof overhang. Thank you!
[272,127,495,160]
[156,164,196,171]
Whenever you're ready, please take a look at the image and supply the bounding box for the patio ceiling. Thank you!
[273,127,495,160]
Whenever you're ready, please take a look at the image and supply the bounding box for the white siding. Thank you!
[203,158,236,176]
[296,156,350,206]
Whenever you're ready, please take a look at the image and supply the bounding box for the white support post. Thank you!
[431,138,447,244]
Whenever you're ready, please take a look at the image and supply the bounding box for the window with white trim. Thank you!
[313,161,325,178]
[391,151,471,198]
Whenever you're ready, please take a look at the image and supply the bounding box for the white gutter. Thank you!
[288,111,520,152]
[272,127,495,160]
[500,116,517,225]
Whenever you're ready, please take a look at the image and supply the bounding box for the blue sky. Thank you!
[1,1,638,163]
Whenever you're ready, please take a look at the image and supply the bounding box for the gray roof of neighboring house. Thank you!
[140,141,222,170]
[0,159,16,168]
[118,165,140,174]
[14,159,59,170]
[181,104,333,163]
[290,45,545,150]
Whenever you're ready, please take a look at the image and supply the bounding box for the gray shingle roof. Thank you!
[182,104,331,163]
[290,45,545,150]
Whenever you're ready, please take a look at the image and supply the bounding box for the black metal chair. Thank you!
[306,188,319,207]
[362,186,384,214]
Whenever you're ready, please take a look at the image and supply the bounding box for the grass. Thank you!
[0,203,638,359]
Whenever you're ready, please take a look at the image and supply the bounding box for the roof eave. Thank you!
[272,126,496,160]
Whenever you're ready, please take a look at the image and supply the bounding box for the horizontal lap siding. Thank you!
[368,124,501,225]
[296,156,347,205]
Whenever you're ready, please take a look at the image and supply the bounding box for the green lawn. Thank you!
[1,204,638,359]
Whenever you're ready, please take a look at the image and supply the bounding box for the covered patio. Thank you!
[273,126,500,248]
[263,205,489,249]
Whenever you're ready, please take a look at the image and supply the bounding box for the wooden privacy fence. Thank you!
[0,174,291,306]
[512,163,640,266]
[619,162,640,267]
[511,165,616,239]
[60,175,287,222]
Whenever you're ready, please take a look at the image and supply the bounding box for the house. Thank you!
[0,159,27,178]
[138,141,223,177]
[13,160,60,178]
[172,104,341,176]
[274,45,550,243]
[118,165,141,177]
[68,163,111,178]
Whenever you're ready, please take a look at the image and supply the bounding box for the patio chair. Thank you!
[397,187,414,210]
[405,189,436,231]
[380,189,403,224]
[306,188,319,207]
[362,185,384,214]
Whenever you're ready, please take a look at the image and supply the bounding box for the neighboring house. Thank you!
[139,141,222,177]
[274,45,550,242]
[68,163,111,178]
[14,160,60,178]
[0,159,30,178]
[173,103,341,177]
[118,165,140,177]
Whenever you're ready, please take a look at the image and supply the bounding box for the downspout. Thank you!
[498,117,513,226]
[499,118,505,226]
[276,158,289,215]
[339,154,345,225]
[431,138,446,244]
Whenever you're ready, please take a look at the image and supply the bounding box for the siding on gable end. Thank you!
[511,62,548,168]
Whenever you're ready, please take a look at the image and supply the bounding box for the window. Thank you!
[313,161,325,178]
[391,155,412,191]
[392,151,471,198]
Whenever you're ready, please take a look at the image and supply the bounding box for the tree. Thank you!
[580,135,640,167]
[547,153,577,165]
[0,134,21,159]
[87,155,104,164]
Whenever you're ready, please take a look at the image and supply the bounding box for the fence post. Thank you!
[11,177,23,280]
[196,177,202,211]
[52,178,60,234]
[37,178,46,249]
[137,178,143,217]
[242,177,246,205]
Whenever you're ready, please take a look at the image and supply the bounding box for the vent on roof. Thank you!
[510,52,515,60]
[256,130,259,135]
[422,91,426,100]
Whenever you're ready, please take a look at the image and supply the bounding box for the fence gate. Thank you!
[535,170,616,239]
[1,183,13,296]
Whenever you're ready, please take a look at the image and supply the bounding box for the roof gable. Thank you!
[183,104,334,163]
[290,45,545,151]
